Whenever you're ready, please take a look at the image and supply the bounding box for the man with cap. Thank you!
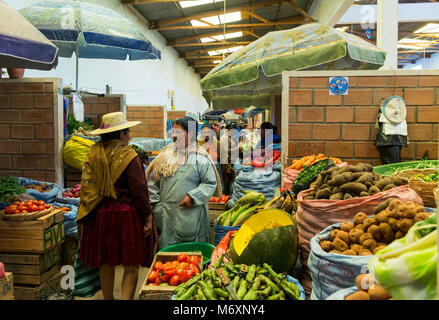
[77,112,157,300]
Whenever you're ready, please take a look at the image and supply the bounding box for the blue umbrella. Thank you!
[19,0,161,89]
[0,0,58,70]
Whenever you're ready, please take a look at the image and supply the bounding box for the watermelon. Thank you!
[228,209,298,273]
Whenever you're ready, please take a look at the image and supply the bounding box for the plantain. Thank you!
[263,196,279,209]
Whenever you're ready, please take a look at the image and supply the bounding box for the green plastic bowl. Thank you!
[373,160,438,176]
[157,242,215,265]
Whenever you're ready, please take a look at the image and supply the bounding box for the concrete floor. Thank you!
[74,266,149,300]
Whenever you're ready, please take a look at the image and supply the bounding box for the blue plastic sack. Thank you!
[51,202,78,236]
[56,188,80,206]
[308,221,373,300]
[0,202,7,210]
[213,219,241,246]
[326,286,357,300]
[18,177,61,203]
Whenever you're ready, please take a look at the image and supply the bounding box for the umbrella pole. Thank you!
[75,43,79,91]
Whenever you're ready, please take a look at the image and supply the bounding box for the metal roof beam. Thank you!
[284,0,315,22]
[171,41,252,47]
[168,28,257,44]
[149,0,284,28]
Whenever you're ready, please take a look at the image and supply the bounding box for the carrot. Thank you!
[294,158,307,170]
[304,155,315,167]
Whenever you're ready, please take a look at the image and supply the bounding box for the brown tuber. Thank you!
[388,218,399,232]
[353,212,368,226]
[345,291,371,300]
[363,217,378,229]
[333,238,349,252]
[340,222,355,233]
[320,240,333,252]
[335,230,350,244]
[373,245,386,255]
[359,249,373,256]
[359,233,374,244]
[397,218,415,232]
[355,223,367,232]
[395,230,405,239]
[368,285,392,300]
[367,225,382,242]
[350,243,363,254]
[342,249,357,256]
[415,212,430,222]
[362,239,378,251]
[379,223,395,243]
[330,250,343,254]
[330,229,340,241]
[349,228,364,244]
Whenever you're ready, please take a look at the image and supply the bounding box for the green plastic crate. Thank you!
[157,242,215,265]
[373,160,438,176]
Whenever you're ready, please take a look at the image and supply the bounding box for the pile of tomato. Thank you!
[4,200,50,215]
[147,253,201,287]
[210,194,230,203]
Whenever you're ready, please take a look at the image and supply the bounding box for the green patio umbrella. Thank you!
[201,23,386,109]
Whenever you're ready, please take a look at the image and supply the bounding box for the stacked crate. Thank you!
[0,273,14,300]
[208,202,226,245]
[0,209,65,300]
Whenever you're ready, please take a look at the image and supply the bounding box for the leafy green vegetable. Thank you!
[0,176,26,204]
[67,113,93,135]
[292,158,334,195]
[384,160,438,176]
[131,145,149,163]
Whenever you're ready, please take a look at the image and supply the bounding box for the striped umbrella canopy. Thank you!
[201,23,386,109]
[0,0,58,70]
[19,0,161,88]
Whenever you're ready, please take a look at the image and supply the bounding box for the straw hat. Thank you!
[90,112,141,135]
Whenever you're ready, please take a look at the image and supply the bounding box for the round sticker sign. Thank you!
[329,76,348,95]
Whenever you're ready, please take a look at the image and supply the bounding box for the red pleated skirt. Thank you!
[80,200,154,268]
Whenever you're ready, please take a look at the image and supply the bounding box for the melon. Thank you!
[228,209,298,273]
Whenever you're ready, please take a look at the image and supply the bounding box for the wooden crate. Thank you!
[0,272,14,300]
[209,203,225,245]
[11,264,61,286]
[208,202,227,211]
[0,246,62,275]
[139,252,203,300]
[14,272,64,300]
[61,235,79,267]
[0,209,64,253]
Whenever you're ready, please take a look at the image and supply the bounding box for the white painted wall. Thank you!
[6,0,208,113]
[402,52,439,70]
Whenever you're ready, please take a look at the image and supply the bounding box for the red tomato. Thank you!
[159,270,170,283]
[171,260,180,268]
[153,261,163,271]
[36,206,45,212]
[27,205,37,212]
[177,253,188,263]
[18,205,26,212]
[179,262,189,270]
[44,204,50,209]
[37,200,45,206]
[188,256,201,265]
[164,268,177,277]
[148,270,159,284]
[5,207,13,214]
[13,209,20,215]
[21,210,28,214]
[189,263,200,275]
[13,201,20,206]
[169,275,180,286]
[19,202,25,206]
[176,268,186,277]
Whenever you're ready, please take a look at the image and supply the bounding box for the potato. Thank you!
[398,204,416,219]
[373,245,386,255]
[373,198,393,215]
[355,223,367,232]
[350,243,363,254]
[328,172,354,187]
[333,238,349,252]
[377,242,387,247]
[330,250,343,254]
[368,285,392,300]
[359,232,374,244]
[356,172,374,184]
[344,193,353,200]
[388,218,399,232]
[349,228,364,244]
[365,182,373,189]
[340,182,368,194]
[358,249,373,256]
[340,222,355,233]
[320,240,333,252]
[359,163,373,172]
[330,229,340,241]
[363,217,378,229]
[388,199,404,211]
[329,192,344,200]
[379,223,394,243]
[375,210,390,224]
[392,176,408,186]
[368,185,381,195]
[316,187,332,199]
[356,274,373,291]
[416,205,425,213]
[362,239,378,251]
[342,249,357,256]
[359,191,370,197]
[389,209,400,219]
[414,212,430,222]
[320,184,330,189]
[367,225,382,242]
[397,218,415,232]
[395,230,405,239]
[345,291,371,300]
[382,183,395,191]
[353,212,368,226]
[335,230,350,244]
[332,186,341,194]
[375,178,393,190]
[314,174,323,188]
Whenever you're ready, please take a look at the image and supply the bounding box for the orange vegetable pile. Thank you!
[289,154,343,172]
[210,194,230,203]
[147,253,201,287]
[4,200,50,215]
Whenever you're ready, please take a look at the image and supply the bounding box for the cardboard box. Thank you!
[0,272,14,300]
[139,252,203,300]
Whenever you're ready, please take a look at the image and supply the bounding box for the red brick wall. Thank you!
[0,80,57,182]
[126,106,165,138]
[167,110,187,121]
[288,74,439,166]
[66,94,123,128]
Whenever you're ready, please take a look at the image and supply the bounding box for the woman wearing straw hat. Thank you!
[146,116,222,249]
[77,112,157,300]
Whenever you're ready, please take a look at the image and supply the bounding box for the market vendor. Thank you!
[146,116,222,249]
[258,122,281,151]
[199,124,224,191]
[76,111,157,300]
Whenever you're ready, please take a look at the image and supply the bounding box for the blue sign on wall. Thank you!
[329,76,349,96]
